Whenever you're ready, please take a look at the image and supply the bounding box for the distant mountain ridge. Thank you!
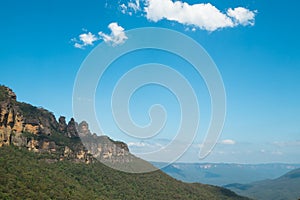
[153,162,300,186]
[225,168,300,200]
[0,85,249,199]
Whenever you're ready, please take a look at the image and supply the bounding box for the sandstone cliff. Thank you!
[0,85,132,164]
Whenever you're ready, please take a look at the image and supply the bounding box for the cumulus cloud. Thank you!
[219,139,236,145]
[73,32,98,49]
[99,22,128,46]
[73,22,127,49]
[119,0,256,31]
[145,0,235,31]
[227,7,256,26]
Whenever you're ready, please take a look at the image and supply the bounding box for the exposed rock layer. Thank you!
[0,85,132,164]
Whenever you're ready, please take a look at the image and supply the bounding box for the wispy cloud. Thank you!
[272,150,284,156]
[119,0,257,31]
[128,0,141,12]
[72,22,127,49]
[128,139,167,148]
[128,141,149,147]
[272,141,300,147]
[120,4,128,14]
[120,0,141,15]
[127,140,164,153]
[219,139,236,145]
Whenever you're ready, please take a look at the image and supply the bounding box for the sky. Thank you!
[0,0,300,164]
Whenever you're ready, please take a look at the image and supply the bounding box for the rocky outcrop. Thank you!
[60,146,93,164]
[58,116,67,133]
[81,135,132,163]
[0,88,26,146]
[0,85,133,164]
[0,87,42,146]
[66,118,79,138]
[78,121,91,136]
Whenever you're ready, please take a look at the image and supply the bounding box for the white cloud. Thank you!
[128,141,149,147]
[128,0,140,12]
[73,32,98,49]
[143,0,256,31]
[120,0,140,15]
[227,7,256,26]
[99,22,128,46]
[120,3,128,14]
[72,22,127,49]
[127,140,163,152]
[219,139,236,145]
[79,32,98,45]
[74,43,83,49]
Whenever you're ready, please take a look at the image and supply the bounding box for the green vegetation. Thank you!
[17,102,41,119]
[17,102,56,125]
[0,146,248,200]
[0,85,8,101]
[21,132,38,140]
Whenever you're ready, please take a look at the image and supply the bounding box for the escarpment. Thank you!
[0,85,133,164]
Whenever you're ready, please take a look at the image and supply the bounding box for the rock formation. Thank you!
[58,116,67,133]
[66,118,79,138]
[0,85,132,164]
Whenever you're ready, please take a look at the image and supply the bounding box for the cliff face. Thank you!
[0,87,29,147]
[0,87,57,146]
[0,85,132,164]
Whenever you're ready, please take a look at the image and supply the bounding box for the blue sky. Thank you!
[1,0,300,163]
